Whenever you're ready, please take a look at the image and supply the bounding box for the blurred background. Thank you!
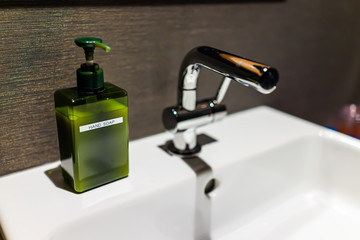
[0,0,359,175]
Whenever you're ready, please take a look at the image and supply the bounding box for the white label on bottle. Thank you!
[79,117,123,133]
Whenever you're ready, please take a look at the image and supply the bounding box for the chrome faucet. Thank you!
[162,46,279,155]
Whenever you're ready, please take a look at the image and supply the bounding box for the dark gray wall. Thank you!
[1,0,360,175]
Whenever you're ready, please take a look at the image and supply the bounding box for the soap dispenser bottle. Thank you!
[54,37,129,192]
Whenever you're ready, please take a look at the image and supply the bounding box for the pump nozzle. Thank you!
[75,37,111,93]
[75,37,111,63]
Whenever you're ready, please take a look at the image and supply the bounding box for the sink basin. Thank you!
[210,135,360,240]
[1,106,360,240]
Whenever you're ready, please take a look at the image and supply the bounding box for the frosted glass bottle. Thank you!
[54,38,129,192]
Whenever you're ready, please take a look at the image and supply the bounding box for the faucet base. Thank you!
[159,134,217,156]
[168,141,201,155]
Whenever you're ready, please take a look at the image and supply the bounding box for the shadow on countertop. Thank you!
[0,225,6,240]
[45,165,78,194]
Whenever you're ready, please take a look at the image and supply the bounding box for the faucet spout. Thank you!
[178,46,279,111]
[163,46,279,155]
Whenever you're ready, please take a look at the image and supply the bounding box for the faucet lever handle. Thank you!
[215,77,232,104]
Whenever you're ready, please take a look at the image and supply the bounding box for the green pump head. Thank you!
[75,37,111,93]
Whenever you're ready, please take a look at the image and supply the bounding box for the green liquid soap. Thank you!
[54,38,129,192]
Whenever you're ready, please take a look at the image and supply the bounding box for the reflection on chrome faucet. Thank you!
[162,46,279,155]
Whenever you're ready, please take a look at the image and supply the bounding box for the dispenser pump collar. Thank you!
[75,37,111,93]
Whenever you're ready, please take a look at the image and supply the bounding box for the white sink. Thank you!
[1,106,360,240]
[210,135,360,240]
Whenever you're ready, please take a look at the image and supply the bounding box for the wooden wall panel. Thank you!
[0,0,359,175]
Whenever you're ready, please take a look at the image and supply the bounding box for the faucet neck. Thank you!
[177,46,279,111]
